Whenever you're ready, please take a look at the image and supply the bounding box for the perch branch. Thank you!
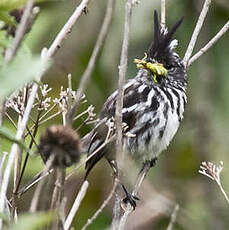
[115,0,132,172]
[118,161,151,230]
[166,204,180,230]
[113,0,133,228]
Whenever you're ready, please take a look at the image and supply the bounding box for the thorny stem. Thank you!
[67,0,116,123]
[183,0,212,67]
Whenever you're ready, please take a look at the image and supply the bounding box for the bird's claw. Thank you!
[121,184,140,211]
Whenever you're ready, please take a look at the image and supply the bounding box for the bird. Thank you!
[82,10,187,208]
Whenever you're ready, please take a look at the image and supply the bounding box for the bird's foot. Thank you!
[121,184,139,211]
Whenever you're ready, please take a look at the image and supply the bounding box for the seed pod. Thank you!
[38,125,81,168]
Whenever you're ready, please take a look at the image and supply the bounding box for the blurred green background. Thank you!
[1,0,229,229]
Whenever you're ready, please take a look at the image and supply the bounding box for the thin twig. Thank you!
[113,0,133,228]
[4,0,35,63]
[67,0,116,123]
[0,0,90,226]
[0,83,38,228]
[64,181,89,230]
[17,134,115,199]
[46,0,90,58]
[115,0,132,168]
[81,178,119,230]
[30,155,55,213]
[118,161,151,230]
[17,169,54,197]
[188,20,229,66]
[50,168,65,210]
[5,112,17,129]
[183,0,212,67]
[166,204,180,230]
[161,0,166,30]
[66,134,116,181]
[0,152,7,182]
[14,104,44,197]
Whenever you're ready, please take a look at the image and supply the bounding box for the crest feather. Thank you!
[147,11,183,61]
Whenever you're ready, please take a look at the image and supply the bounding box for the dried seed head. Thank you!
[38,125,81,168]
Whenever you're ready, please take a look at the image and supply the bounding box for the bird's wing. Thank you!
[84,78,156,177]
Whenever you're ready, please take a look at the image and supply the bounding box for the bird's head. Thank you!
[135,11,186,85]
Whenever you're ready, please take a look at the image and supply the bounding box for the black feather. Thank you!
[147,10,183,63]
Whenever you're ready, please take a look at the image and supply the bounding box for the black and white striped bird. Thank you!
[82,11,187,206]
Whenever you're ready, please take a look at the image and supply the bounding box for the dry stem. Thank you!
[112,0,133,228]
[67,0,116,123]
[30,155,55,213]
[64,181,89,230]
[4,0,35,63]
[183,0,212,67]
[118,161,151,230]
[161,0,166,29]
[0,0,90,226]
[166,204,179,230]
[188,20,229,66]
[81,178,118,230]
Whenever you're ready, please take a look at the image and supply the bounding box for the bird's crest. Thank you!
[147,11,183,63]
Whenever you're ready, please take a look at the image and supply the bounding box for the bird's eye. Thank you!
[168,67,176,74]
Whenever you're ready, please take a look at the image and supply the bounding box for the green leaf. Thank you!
[9,212,54,230]
[0,54,49,99]
[0,0,50,12]
[0,11,16,26]
[0,126,33,154]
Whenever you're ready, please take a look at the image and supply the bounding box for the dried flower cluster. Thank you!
[199,161,224,183]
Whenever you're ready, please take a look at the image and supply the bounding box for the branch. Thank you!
[115,0,132,172]
[188,20,229,66]
[118,161,151,230]
[166,204,179,230]
[81,179,118,230]
[64,181,89,230]
[161,0,166,29]
[183,0,212,67]
[29,155,55,213]
[4,0,35,63]
[0,0,90,225]
[67,0,116,123]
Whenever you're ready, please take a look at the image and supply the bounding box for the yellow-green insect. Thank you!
[134,53,168,83]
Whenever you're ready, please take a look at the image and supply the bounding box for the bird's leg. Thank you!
[138,157,157,175]
[108,159,139,210]
[130,157,158,202]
